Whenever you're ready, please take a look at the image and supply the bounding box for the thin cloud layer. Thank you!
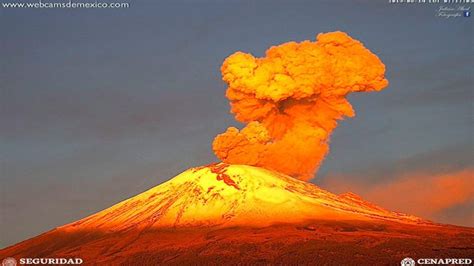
[323,168,474,226]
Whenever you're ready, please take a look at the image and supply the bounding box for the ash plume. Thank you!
[213,31,388,180]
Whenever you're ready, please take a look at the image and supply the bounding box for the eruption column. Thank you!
[213,31,388,180]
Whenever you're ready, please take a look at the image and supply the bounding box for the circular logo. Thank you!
[1,257,17,266]
[401,257,415,266]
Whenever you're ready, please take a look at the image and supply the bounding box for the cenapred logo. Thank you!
[401,257,473,265]
[401,257,416,266]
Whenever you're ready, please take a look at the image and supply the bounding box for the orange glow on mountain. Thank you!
[213,31,388,180]
[59,164,424,233]
[1,164,472,265]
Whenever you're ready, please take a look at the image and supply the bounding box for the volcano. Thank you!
[1,163,473,265]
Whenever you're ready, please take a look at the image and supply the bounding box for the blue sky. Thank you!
[1,0,472,247]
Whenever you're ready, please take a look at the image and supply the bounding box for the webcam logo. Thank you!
[401,257,416,266]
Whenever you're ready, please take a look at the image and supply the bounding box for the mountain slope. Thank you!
[1,163,472,265]
[62,163,424,231]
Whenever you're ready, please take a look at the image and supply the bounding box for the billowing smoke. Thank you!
[213,31,388,180]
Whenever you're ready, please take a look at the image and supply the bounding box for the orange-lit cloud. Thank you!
[323,168,474,226]
[212,31,388,180]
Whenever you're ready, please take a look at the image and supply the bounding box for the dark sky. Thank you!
[1,0,472,247]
